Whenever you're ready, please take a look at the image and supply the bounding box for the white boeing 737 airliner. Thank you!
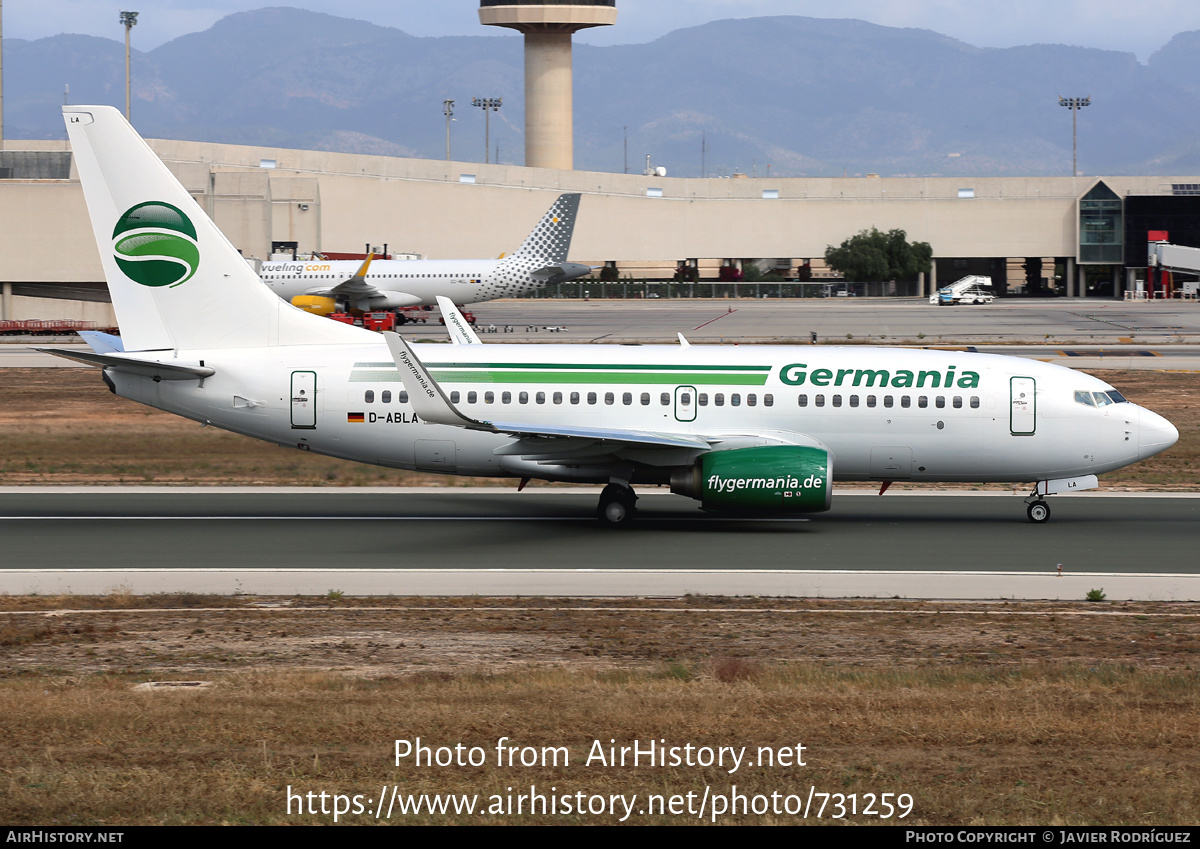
[259,194,588,312]
[47,106,1178,525]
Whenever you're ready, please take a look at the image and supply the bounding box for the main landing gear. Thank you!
[597,483,638,526]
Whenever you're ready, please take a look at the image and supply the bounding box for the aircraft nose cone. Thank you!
[1138,406,1179,460]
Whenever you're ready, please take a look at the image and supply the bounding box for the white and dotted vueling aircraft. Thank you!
[46,106,1178,525]
[258,193,588,312]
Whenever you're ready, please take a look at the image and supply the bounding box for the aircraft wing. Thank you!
[382,331,710,455]
[307,277,423,308]
[299,253,420,308]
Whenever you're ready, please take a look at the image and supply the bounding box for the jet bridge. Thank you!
[1147,240,1200,298]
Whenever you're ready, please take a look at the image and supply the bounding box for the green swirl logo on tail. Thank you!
[112,202,200,288]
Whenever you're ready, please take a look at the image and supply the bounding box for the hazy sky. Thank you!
[5,1,1200,61]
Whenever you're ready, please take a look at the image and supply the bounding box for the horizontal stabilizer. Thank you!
[36,347,214,380]
[78,330,125,354]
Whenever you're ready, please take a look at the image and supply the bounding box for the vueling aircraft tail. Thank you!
[512,193,580,262]
[64,105,362,351]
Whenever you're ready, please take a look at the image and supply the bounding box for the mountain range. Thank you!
[5,7,1200,177]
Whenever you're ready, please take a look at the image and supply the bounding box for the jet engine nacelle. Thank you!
[291,295,337,316]
[357,292,423,311]
[671,445,833,513]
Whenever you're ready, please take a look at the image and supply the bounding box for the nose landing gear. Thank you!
[1026,499,1051,523]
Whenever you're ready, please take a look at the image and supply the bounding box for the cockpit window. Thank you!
[1075,391,1095,407]
[1093,391,1114,407]
[1105,390,1127,404]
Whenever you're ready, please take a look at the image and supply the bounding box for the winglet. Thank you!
[437,296,482,345]
[382,331,493,430]
[677,332,691,347]
[352,253,375,280]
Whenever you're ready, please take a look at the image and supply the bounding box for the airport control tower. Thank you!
[479,1,617,170]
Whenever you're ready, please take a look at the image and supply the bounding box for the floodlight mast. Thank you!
[472,97,502,164]
[120,11,138,121]
[444,99,455,161]
[1058,96,1090,176]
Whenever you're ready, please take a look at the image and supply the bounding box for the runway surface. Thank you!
[2,489,1197,600]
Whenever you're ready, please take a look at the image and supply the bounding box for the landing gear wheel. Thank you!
[1027,500,1050,524]
[597,484,637,526]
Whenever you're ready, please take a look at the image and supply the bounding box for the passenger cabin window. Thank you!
[747,394,757,407]
[970,396,980,408]
[832,395,842,407]
[866,395,876,408]
[797,394,808,407]
[953,396,963,408]
[640,392,651,406]
[570,392,580,405]
[698,393,709,406]
[502,391,512,404]
[364,390,375,403]
[553,392,563,405]
[382,390,392,403]
[605,392,615,405]
[468,391,477,404]
[764,394,774,407]
[731,394,741,407]
[918,396,928,408]
[484,391,494,404]
[399,391,409,404]
[661,393,670,406]
[587,392,597,405]
[536,392,546,404]
[935,396,945,408]
[815,394,825,407]
[714,393,725,407]
[622,392,633,405]
[884,395,893,408]
[518,391,529,404]
[901,396,911,408]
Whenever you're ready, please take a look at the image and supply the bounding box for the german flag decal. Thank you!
[347,412,365,423]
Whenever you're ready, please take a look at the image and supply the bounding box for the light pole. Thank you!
[443,99,454,161]
[1058,96,1090,176]
[472,97,501,164]
[1,0,5,148]
[120,11,138,121]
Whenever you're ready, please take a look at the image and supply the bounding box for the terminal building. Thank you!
[1,135,1198,325]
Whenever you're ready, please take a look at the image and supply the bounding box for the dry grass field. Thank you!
[1,365,1197,825]
[2,596,1200,826]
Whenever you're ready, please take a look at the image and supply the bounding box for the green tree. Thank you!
[824,228,932,283]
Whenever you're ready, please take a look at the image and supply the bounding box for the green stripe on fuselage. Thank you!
[351,369,768,385]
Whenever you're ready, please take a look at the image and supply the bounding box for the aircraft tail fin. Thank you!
[512,193,580,262]
[64,105,363,351]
